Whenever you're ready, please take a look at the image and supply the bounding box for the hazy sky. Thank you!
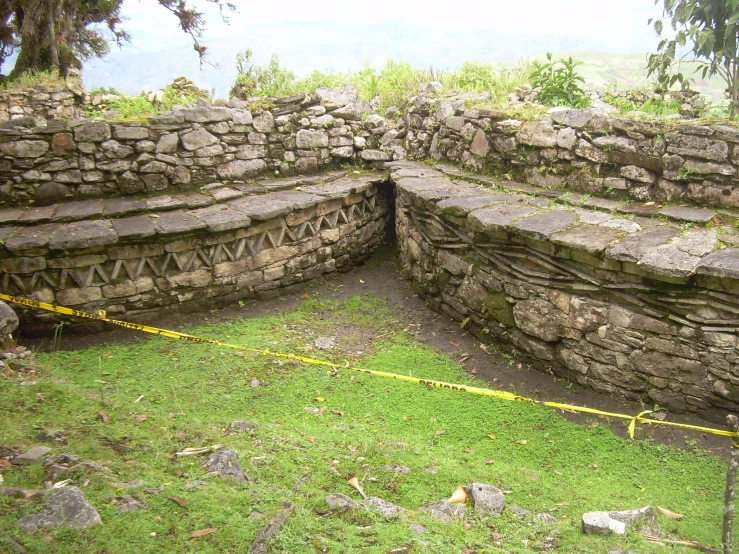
[1,0,668,94]
[117,0,665,58]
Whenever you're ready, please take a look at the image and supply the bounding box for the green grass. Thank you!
[0,68,66,91]
[0,295,729,553]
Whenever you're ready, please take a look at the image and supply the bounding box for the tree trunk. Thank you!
[47,0,59,68]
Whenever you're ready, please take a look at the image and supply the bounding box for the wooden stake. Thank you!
[723,414,739,554]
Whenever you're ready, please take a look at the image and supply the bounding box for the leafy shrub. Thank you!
[444,60,531,104]
[529,53,589,108]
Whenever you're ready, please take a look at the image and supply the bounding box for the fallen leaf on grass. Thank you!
[306,436,317,443]
[331,410,344,416]
[435,430,446,436]
[315,397,325,402]
[318,407,327,417]
[515,440,528,445]
[450,341,460,347]
[190,528,218,538]
[98,411,111,424]
[168,496,187,508]
[134,415,148,424]
[484,459,494,464]
[0,460,12,471]
[470,368,478,375]
[657,506,685,520]
[487,433,496,440]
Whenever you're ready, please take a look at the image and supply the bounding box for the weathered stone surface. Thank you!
[182,107,231,123]
[180,128,218,151]
[366,497,407,520]
[436,193,511,217]
[203,448,248,483]
[326,493,362,511]
[551,224,623,254]
[48,220,117,250]
[510,210,577,239]
[0,140,49,157]
[51,132,76,155]
[330,103,364,121]
[468,205,537,233]
[666,134,728,161]
[606,227,678,262]
[549,108,599,128]
[468,483,505,516]
[513,297,564,342]
[112,215,156,240]
[517,121,557,147]
[696,248,739,279]
[659,206,716,223]
[191,205,251,232]
[0,301,19,336]
[217,159,267,180]
[74,121,110,142]
[582,512,626,535]
[296,129,329,149]
[35,182,71,205]
[252,111,275,133]
[151,211,206,235]
[420,500,467,523]
[470,129,490,157]
[17,487,101,533]
[359,149,391,161]
[12,446,51,465]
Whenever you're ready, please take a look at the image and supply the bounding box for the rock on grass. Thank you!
[17,487,101,533]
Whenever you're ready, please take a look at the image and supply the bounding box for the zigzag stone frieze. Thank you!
[0,174,389,330]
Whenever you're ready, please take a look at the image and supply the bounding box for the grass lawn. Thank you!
[0,295,730,553]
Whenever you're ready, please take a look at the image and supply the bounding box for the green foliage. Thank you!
[529,52,590,108]
[84,82,208,120]
[0,68,64,90]
[0,295,728,553]
[443,60,531,104]
[603,93,683,116]
[648,0,739,117]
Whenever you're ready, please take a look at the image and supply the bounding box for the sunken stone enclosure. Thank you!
[4,84,739,418]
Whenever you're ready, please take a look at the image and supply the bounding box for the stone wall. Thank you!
[0,174,391,333]
[0,89,404,207]
[391,161,739,420]
[404,93,739,209]
[0,73,85,123]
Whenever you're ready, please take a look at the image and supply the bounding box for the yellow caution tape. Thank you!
[2,292,737,441]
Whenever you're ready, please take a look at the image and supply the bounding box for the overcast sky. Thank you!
[1,0,668,94]
[117,0,665,52]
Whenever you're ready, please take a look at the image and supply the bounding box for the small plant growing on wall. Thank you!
[529,53,590,108]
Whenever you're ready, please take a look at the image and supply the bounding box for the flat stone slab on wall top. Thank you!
[390,162,739,283]
[0,173,385,255]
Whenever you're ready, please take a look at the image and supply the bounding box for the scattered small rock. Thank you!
[468,483,506,516]
[248,511,265,520]
[509,505,532,518]
[111,494,148,513]
[230,421,259,432]
[366,497,407,520]
[535,513,558,524]
[314,337,337,350]
[184,481,209,490]
[249,501,295,554]
[326,493,362,511]
[382,464,411,475]
[203,448,249,483]
[17,486,101,533]
[250,378,261,387]
[420,500,467,523]
[110,479,144,489]
[582,512,626,535]
[409,523,428,534]
[389,548,409,554]
[424,468,438,474]
[304,407,320,414]
[582,506,654,536]
[12,446,51,465]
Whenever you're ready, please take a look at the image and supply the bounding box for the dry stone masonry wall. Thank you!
[391,161,739,420]
[0,88,404,206]
[404,93,739,209]
[0,72,85,123]
[0,173,390,333]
